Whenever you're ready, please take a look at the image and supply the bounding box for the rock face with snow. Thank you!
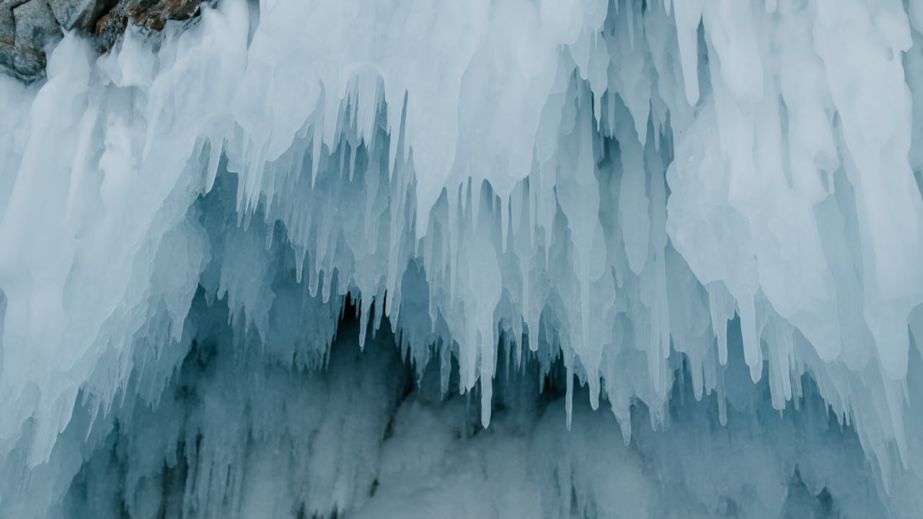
[2,0,923,517]
[0,0,205,80]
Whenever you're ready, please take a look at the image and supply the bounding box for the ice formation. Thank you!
[2,0,923,516]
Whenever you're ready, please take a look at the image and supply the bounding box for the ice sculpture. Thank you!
[1,0,923,517]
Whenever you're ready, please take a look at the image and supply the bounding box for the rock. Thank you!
[13,0,61,50]
[95,0,209,51]
[0,1,16,41]
[130,0,203,31]
[0,0,59,81]
[0,39,43,80]
[91,0,126,50]
[48,0,114,31]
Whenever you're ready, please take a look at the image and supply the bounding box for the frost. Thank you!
[1,0,923,517]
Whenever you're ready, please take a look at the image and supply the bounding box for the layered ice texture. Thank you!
[2,0,923,516]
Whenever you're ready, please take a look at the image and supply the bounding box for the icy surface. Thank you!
[2,0,923,516]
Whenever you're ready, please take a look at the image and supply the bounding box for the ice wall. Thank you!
[2,0,923,516]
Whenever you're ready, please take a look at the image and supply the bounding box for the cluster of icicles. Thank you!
[1,0,923,513]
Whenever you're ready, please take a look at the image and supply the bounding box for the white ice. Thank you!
[1,0,923,516]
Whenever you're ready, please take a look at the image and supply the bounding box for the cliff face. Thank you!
[0,0,204,80]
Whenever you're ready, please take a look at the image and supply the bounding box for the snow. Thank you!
[1,0,923,516]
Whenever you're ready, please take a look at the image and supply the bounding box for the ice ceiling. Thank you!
[2,0,923,517]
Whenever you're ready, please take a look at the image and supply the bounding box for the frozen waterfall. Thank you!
[2,0,923,516]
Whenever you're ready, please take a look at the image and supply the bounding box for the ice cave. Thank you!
[2,0,923,517]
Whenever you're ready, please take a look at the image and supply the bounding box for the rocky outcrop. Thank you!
[1,0,59,80]
[0,0,207,81]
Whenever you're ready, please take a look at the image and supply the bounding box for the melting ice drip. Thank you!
[1,0,923,516]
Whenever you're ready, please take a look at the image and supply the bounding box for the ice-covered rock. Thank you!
[0,0,209,80]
